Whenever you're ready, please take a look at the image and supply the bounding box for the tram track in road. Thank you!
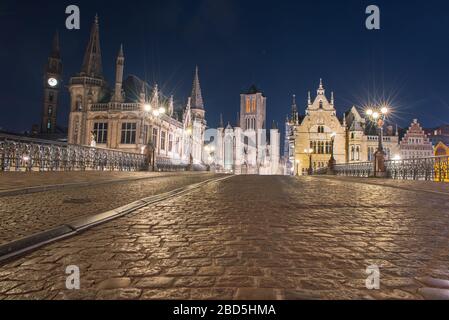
[0,172,203,197]
[0,175,234,265]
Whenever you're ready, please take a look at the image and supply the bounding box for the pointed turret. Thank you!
[291,94,298,124]
[151,84,159,108]
[113,44,125,102]
[317,78,325,96]
[168,95,174,117]
[219,114,224,128]
[190,66,204,110]
[80,15,103,78]
[139,80,146,103]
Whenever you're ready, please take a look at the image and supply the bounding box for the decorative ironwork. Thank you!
[386,156,449,182]
[320,156,449,182]
[0,134,146,172]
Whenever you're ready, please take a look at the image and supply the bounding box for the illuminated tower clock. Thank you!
[42,32,63,134]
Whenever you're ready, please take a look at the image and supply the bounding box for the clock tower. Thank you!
[42,31,63,134]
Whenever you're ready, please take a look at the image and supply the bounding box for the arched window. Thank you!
[351,146,355,161]
[356,146,360,161]
[319,101,323,109]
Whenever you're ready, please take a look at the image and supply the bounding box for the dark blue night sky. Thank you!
[1,0,449,133]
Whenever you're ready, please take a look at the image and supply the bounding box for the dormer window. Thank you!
[319,101,323,109]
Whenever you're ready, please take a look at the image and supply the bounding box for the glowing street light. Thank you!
[144,104,152,112]
[365,104,391,177]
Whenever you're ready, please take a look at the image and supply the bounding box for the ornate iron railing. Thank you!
[386,156,449,181]
[0,134,146,172]
[321,156,449,182]
[331,161,374,178]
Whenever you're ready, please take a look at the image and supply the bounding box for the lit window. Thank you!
[94,122,108,144]
[161,131,166,151]
[121,123,136,144]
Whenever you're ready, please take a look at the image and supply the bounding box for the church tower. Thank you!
[240,85,266,131]
[42,31,62,134]
[190,66,206,121]
[68,15,107,145]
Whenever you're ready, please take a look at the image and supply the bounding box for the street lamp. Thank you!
[366,105,389,177]
[304,148,314,175]
[142,102,166,172]
[328,132,337,174]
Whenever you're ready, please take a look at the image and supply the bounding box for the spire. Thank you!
[151,84,159,108]
[291,94,299,124]
[190,66,204,109]
[219,114,224,128]
[308,91,312,105]
[118,43,124,57]
[50,31,60,59]
[272,120,278,130]
[317,78,325,95]
[331,91,334,105]
[139,80,146,103]
[169,95,174,117]
[81,15,103,78]
[113,44,125,102]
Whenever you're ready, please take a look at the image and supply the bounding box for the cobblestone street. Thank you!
[0,172,218,244]
[1,175,449,300]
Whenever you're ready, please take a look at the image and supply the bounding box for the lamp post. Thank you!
[328,132,337,174]
[304,148,314,175]
[366,105,389,177]
[142,102,166,172]
[295,160,300,176]
[185,126,194,171]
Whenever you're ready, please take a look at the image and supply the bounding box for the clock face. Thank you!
[48,78,58,87]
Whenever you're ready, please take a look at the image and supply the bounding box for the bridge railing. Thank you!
[330,161,374,178]
[321,156,449,182]
[386,156,449,181]
[0,134,146,172]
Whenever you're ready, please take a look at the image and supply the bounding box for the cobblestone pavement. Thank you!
[0,171,184,192]
[1,175,449,300]
[0,172,218,244]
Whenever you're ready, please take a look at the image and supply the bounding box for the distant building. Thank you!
[286,79,402,175]
[400,119,433,159]
[425,124,449,146]
[434,141,449,182]
[288,80,346,175]
[66,16,206,167]
[30,32,68,142]
[213,85,281,175]
[345,106,400,162]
